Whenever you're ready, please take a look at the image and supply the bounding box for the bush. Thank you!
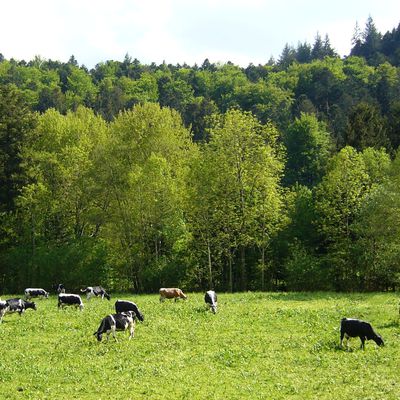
[285,243,331,291]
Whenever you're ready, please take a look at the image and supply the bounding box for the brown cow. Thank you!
[159,288,187,302]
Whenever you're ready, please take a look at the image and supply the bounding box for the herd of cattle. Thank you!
[0,285,385,349]
[0,286,218,342]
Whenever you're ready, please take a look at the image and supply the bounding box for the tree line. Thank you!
[1,17,400,293]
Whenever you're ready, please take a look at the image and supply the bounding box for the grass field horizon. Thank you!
[0,291,399,399]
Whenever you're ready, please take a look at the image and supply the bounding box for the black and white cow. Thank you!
[94,311,136,342]
[55,284,66,294]
[204,290,218,314]
[340,318,384,350]
[81,286,110,301]
[0,300,10,323]
[115,300,144,322]
[24,288,49,300]
[6,298,37,315]
[58,293,84,311]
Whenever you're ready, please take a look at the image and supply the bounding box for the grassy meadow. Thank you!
[0,292,399,399]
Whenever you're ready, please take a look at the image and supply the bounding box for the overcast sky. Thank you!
[1,0,399,68]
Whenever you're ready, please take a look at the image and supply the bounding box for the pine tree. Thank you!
[296,42,312,63]
[278,43,296,68]
[311,33,324,60]
[323,34,337,57]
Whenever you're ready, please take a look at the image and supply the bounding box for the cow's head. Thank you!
[25,301,37,311]
[180,292,187,300]
[56,284,65,294]
[126,304,144,322]
[134,309,144,322]
[374,335,384,347]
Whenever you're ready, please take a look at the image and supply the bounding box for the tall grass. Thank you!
[0,292,399,399]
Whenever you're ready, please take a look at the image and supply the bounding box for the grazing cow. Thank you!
[0,300,10,323]
[56,284,66,294]
[81,286,110,301]
[340,318,384,350]
[24,288,49,300]
[204,290,218,314]
[159,288,187,302]
[58,293,84,311]
[115,300,144,322]
[5,298,37,315]
[94,311,136,342]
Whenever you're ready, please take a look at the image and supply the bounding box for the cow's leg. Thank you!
[112,326,117,342]
[129,321,135,339]
[345,334,351,350]
[360,336,366,350]
[340,331,345,348]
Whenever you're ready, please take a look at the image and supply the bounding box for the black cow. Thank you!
[340,318,384,350]
[58,293,84,311]
[24,288,49,299]
[94,312,136,342]
[81,286,110,301]
[6,298,37,315]
[0,300,10,323]
[205,290,218,314]
[114,300,144,322]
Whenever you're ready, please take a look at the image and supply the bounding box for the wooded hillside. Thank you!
[1,17,400,292]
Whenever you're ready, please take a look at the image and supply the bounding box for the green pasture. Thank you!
[0,292,399,399]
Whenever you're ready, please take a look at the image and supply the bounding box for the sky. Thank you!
[1,0,399,68]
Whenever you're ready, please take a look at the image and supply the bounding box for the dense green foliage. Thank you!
[1,17,400,292]
[0,292,399,399]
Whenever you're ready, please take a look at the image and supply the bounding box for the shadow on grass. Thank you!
[310,339,367,353]
[378,319,399,329]
[193,306,215,314]
[317,340,385,353]
[263,292,355,302]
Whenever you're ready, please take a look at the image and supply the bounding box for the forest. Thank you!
[1,17,400,293]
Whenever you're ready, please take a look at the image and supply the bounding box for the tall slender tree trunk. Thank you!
[229,252,233,293]
[207,237,213,289]
[155,237,159,264]
[240,246,246,291]
[261,247,265,291]
[30,211,36,286]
